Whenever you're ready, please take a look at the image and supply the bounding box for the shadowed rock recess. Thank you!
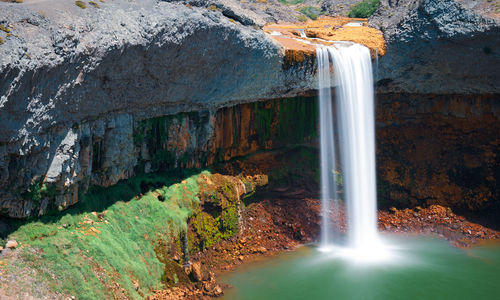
[0,0,498,220]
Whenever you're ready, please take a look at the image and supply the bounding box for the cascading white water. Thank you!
[317,42,382,256]
[317,47,339,247]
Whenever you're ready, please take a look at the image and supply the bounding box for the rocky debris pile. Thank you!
[149,262,223,299]
[379,205,500,247]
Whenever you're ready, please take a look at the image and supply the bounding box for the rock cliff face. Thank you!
[370,0,500,94]
[1,0,498,218]
[0,1,317,217]
[376,93,499,211]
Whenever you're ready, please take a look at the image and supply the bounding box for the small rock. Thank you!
[213,285,223,296]
[183,264,192,277]
[238,255,244,261]
[191,261,203,282]
[257,246,267,254]
[6,240,18,249]
[446,207,454,217]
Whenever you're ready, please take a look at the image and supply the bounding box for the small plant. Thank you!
[0,25,10,33]
[75,0,86,9]
[348,0,380,18]
[297,15,308,22]
[89,1,100,8]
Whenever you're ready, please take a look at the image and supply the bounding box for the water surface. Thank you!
[220,236,500,300]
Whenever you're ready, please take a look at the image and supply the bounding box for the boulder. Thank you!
[6,240,17,249]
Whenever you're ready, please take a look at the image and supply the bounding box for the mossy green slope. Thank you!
[7,171,205,299]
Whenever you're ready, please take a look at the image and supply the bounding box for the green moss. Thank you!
[253,101,275,145]
[277,97,318,144]
[190,212,221,249]
[189,175,240,251]
[134,112,209,172]
[75,0,86,9]
[348,0,380,18]
[22,180,55,205]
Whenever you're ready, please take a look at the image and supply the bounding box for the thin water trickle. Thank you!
[317,42,383,258]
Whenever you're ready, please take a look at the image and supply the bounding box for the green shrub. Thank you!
[299,6,320,20]
[348,0,380,18]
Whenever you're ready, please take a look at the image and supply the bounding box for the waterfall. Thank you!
[317,43,381,255]
[317,47,339,247]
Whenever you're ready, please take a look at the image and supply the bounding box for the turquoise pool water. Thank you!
[220,236,500,300]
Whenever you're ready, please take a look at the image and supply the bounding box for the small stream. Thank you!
[220,236,500,300]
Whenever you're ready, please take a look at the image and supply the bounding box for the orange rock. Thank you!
[263,16,386,63]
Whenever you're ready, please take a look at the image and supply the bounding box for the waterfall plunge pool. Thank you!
[220,236,500,300]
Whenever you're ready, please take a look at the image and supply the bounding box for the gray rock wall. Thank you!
[370,0,500,94]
